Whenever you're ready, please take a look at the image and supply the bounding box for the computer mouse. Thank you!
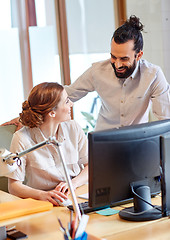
[54,198,72,207]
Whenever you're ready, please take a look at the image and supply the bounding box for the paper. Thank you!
[78,193,89,200]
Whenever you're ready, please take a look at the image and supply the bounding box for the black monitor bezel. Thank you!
[88,120,170,209]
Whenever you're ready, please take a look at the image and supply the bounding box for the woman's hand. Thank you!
[54,182,70,196]
[39,189,68,206]
[8,179,68,206]
[54,181,79,197]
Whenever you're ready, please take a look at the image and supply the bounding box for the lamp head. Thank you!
[0,148,20,176]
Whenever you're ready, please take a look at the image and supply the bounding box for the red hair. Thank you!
[19,82,64,128]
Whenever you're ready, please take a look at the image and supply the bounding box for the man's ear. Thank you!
[136,50,143,61]
[48,110,56,118]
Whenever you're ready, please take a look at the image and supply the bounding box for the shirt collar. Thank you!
[30,127,47,145]
[130,60,140,79]
[30,124,66,144]
[57,123,66,142]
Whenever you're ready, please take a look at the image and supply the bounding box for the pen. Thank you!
[70,210,73,223]
[69,211,73,236]
[66,229,72,240]
[6,226,16,232]
[58,218,65,232]
[71,213,78,239]
[58,218,72,239]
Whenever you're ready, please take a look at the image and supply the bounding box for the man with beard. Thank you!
[64,15,170,130]
[2,15,170,131]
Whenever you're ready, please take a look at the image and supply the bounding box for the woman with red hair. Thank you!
[6,82,88,206]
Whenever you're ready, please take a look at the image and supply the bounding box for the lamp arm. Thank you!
[52,138,82,221]
[2,136,82,220]
[3,137,53,164]
[17,137,53,158]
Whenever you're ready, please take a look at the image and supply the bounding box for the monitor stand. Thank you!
[119,185,162,221]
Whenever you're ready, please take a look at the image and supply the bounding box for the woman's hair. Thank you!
[112,15,144,53]
[19,82,64,128]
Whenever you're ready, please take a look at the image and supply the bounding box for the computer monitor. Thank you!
[88,119,170,221]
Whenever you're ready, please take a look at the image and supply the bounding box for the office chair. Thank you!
[0,125,16,192]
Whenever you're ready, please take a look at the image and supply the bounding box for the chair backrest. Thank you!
[0,125,16,150]
[0,125,16,192]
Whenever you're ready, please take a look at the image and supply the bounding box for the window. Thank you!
[30,0,61,86]
[0,1,24,124]
[65,0,115,130]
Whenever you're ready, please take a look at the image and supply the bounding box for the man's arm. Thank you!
[65,66,95,102]
[1,117,22,131]
[151,68,170,119]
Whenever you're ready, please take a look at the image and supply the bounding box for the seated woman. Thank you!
[6,82,88,206]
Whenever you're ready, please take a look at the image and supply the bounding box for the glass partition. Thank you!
[66,0,115,131]
[0,1,24,124]
[30,0,61,86]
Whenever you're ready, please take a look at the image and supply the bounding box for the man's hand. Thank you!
[1,117,22,131]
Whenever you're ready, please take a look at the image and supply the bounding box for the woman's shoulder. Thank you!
[13,126,30,138]
[12,126,35,148]
[10,127,32,152]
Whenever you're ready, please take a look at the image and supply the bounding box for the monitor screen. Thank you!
[88,119,170,221]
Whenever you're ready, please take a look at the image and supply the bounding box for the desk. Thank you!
[1,185,170,240]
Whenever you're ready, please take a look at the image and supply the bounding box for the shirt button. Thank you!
[121,100,123,103]
[121,114,124,117]
[123,83,126,87]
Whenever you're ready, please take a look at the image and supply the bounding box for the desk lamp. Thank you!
[0,137,82,239]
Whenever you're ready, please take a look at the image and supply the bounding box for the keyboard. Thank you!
[67,201,109,214]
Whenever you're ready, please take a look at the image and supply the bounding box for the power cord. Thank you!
[131,185,161,212]
[121,185,161,216]
[122,204,161,216]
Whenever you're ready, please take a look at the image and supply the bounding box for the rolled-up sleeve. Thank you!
[5,133,26,182]
[151,68,170,119]
[75,123,88,166]
[65,66,95,102]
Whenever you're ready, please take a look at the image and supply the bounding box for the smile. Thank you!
[116,68,126,73]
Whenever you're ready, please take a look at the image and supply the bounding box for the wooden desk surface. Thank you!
[1,185,170,240]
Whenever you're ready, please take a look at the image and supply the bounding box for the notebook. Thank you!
[0,198,53,221]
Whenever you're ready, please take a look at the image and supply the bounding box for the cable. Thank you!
[122,204,161,216]
[131,185,161,213]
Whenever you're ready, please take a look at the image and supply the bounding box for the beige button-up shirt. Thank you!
[6,120,88,191]
[65,59,170,131]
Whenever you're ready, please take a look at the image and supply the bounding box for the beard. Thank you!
[111,60,137,79]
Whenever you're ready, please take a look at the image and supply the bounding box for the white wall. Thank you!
[161,0,170,83]
[126,0,170,83]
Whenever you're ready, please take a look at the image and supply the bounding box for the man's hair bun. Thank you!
[127,15,144,31]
